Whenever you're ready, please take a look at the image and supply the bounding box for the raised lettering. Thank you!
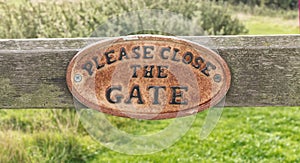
[82,61,93,76]
[104,50,116,64]
[132,46,141,59]
[201,61,216,76]
[125,85,144,104]
[130,65,141,78]
[119,47,129,60]
[192,56,204,69]
[170,86,188,105]
[182,52,193,64]
[157,65,168,78]
[143,46,154,59]
[144,65,155,78]
[171,48,180,62]
[106,86,123,104]
[148,86,166,105]
[160,47,171,60]
[92,56,105,69]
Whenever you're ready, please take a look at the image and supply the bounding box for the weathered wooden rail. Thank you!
[0,35,299,108]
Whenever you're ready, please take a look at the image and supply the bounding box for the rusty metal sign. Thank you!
[66,35,231,120]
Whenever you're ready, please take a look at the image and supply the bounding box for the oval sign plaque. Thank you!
[66,35,231,120]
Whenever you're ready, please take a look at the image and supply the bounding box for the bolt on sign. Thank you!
[66,35,231,120]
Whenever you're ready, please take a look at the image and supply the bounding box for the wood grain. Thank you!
[0,35,299,108]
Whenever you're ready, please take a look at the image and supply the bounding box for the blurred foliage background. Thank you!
[0,0,298,38]
[0,0,299,162]
[0,0,250,38]
[215,0,299,10]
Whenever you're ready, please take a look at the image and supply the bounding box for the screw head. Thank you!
[74,74,82,83]
[213,74,222,83]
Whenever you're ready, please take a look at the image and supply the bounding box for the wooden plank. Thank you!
[0,35,299,108]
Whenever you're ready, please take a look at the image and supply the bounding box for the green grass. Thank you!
[1,107,300,162]
[237,14,299,35]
